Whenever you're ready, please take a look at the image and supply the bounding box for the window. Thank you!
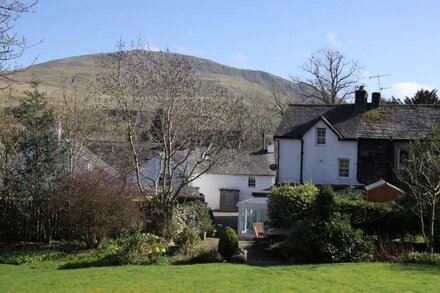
[248,176,256,188]
[338,158,350,177]
[316,128,326,145]
[396,145,410,170]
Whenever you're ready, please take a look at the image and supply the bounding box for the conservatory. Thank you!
[237,196,269,239]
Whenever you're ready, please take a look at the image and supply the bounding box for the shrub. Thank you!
[170,248,221,264]
[144,195,176,240]
[402,252,440,265]
[112,225,167,265]
[373,239,412,262]
[268,182,319,228]
[281,213,374,263]
[335,193,416,237]
[278,187,374,263]
[171,200,215,239]
[175,227,201,255]
[218,226,239,261]
[311,184,338,221]
[54,172,144,247]
[0,248,63,265]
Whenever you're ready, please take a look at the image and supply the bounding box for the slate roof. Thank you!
[86,141,161,176]
[78,146,120,178]
[203,149,276,176]
[358,105,440,140]
[275,103,440,140]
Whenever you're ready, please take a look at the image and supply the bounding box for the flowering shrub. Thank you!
[172,200,215,239]
[110,225,168,265]
[402,252,440,265]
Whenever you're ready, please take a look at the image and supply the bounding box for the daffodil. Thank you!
[161,247,166,253]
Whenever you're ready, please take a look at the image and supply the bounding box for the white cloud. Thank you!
[174,46,202,56]
[326,32,342,47]
[144,44,161,52]
[390,82,434,98]
[359,70,371,79]
[231,52,248,63]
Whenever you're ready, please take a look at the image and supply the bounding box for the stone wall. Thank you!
[357,139,399,185]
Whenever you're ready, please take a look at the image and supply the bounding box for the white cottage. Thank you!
[191,147,276,210]
[274,88,440,189]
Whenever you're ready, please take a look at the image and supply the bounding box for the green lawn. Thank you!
[1,262,439,292]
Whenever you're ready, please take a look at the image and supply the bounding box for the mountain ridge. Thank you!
[14,51,302,103]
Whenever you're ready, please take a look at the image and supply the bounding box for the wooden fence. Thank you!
[0,198,68,242]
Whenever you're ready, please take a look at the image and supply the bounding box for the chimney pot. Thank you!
[355,87,368,113]
[372,92,381,108]
[267,143,274,154]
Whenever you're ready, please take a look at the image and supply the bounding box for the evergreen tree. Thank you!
[11,80,66,200]
[404,89,439,105]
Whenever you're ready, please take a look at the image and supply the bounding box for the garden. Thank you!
[1,78,440,292]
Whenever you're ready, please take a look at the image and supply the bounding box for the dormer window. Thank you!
[316,128,326,145]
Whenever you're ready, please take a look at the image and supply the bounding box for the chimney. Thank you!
[355,86,368,113]
[267,142,274,154]
[372,92,381,108]
[261,132,266,151]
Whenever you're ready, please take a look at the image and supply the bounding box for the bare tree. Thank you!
[292,49,361,104]
[397,127,440,255]
[0,0,39,87]
[54,74,99,173]
[96,39,152,192]
[96,39,239,203]
[269,90,294,118]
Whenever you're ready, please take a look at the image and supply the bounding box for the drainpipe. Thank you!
[276,139,280,183]
[300,138,304,184]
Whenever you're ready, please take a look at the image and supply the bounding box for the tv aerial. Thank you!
[366,74,391,92]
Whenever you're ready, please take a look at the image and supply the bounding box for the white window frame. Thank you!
[316,128,326,145]
[248,176,256,188]
[395,144,410,171]
[338,158,350,178]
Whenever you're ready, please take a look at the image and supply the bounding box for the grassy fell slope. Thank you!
[12,51,301,104]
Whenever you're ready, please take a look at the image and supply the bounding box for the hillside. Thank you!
[12,51,302,105]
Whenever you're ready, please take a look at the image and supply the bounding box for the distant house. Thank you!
[85,141,160,180]
[74,146,120,180]
[82,141,276,209]
[274,88,440,201]
[191,147,276,211]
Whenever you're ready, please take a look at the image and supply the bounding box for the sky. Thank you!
[14,0,440,100]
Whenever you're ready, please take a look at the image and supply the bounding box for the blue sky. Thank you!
[15,0,440,99]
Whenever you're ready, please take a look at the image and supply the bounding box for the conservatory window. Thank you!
[239,208,268,236]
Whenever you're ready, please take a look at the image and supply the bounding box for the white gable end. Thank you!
[277,120,359,186]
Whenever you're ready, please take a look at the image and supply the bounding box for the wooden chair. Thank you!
[253,222,267,241]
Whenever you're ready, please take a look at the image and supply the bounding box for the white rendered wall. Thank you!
[277,139,302,183]
[302,121,358,185]
[127,156,184,188]
[277,120,359,185]
[191,174,275,210]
